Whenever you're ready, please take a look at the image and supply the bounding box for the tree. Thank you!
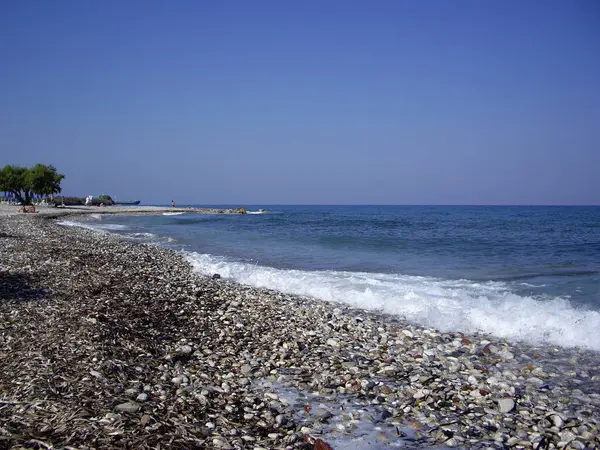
[0,164,65,205]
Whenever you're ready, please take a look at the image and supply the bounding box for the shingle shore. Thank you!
[0,214,598,449]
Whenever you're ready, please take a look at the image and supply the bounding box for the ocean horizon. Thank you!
[150,203,600,207]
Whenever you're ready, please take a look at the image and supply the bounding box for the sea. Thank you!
[59,205,600,352]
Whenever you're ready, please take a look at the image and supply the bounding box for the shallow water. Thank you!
[256,378,448,449]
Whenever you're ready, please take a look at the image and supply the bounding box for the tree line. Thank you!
[0,164,65,205]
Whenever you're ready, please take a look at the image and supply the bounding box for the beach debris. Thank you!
[304,434,334,450]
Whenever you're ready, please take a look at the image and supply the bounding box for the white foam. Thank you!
[247,210,266,215]
[129,232,158,239]
[57,220,129,232]
[163,212,184,216]
[186,252,600,351]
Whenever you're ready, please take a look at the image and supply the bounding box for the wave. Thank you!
[57,220,129,232]
[162,212,185,216]
[186,252,600,351]
[125,232,176,244]
[495,270,599,281]
[247,211,266,215]
[128,232,158,239]
[58,220,179,247]
[167,216,235,225]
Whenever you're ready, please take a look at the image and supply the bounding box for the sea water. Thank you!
[59,205,600,351]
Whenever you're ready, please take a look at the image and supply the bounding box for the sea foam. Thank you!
[186,252,600,351]
[57,220,129,232]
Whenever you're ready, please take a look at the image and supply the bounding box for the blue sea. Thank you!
[60,206,600,351]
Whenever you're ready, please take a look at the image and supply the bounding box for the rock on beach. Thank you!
[0,212,599,449]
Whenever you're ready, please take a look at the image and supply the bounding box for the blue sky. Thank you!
[1,0,599,205]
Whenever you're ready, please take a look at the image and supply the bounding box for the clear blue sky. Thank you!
[1,0,599,205]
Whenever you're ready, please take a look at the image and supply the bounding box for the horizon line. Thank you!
[145,203,600,207]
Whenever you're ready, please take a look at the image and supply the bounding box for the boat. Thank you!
[113,200,140,205]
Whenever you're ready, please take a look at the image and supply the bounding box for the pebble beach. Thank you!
[1,209,599,449]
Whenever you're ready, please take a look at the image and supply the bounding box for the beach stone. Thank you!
[326,338,339,347]
[413,390,427,399]
[497,398,515,413]
[526,377,545,386]
[212,437,229,448]
[136,393,149,402]
[315,409,334,423]
[381,409,393,420]
[505,351,515,359]
[177,344,193,354]
[275,414,286,426]
[549,414,565,429]
[115,402,141,413]
[559,430,576,442]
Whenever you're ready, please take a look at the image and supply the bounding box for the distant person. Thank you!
[171,200,175,208]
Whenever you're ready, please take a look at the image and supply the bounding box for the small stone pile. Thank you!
[0,215,598,449]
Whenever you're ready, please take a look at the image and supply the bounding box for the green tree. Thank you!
[0,164,65,205]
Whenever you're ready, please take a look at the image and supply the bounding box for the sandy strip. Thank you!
[0,204,244,218]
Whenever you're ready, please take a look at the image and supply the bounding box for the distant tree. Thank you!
[98,194,113,204]
[0,164,65,205]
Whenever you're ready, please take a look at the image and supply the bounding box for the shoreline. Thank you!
[1,214,598,449]
[0,204,252,218]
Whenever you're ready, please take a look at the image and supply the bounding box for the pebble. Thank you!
[497,398,515,413]
[115,402,141,413]
[177,344,193,354]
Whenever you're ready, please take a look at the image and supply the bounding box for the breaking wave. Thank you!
[186,252,600,351]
